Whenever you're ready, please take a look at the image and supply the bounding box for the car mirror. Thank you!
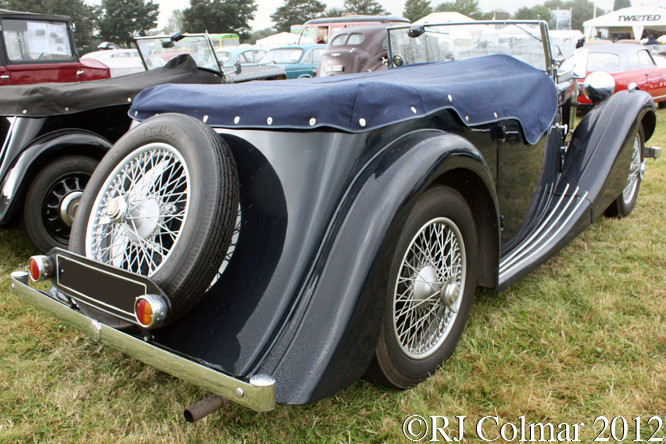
[583,71,615,104]
[408,25,425,38]
[234,59,242,75]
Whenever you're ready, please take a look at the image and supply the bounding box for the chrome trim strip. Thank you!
[56,254,144,320]
[500,190,588,279]
[10,271,276,412]
[500,183,570,268]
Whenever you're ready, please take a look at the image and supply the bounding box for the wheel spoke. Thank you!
[393,217,466,359]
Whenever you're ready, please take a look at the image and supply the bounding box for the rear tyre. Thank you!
[605,125,644,218]
[367,185,478,389]
[22,155,98,253]
[70,113,240,327]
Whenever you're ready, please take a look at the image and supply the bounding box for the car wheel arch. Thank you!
[1,130,110,225]
[431,167,500,290]
[262,130,501,404]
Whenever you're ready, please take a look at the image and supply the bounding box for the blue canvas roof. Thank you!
[130,54,558,145]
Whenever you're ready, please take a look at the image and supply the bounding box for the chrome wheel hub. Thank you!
[393,217,466,359]
[128,198,160,241]
[413,266,442,307]
[442,282,460,311]
[106,196,127,222]
[60,191,83,227]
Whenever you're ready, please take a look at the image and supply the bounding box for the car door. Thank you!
[639,49,666,100]
[1,17,82,84]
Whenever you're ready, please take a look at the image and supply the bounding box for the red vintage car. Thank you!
[0,9,109,85]
[563,43,666,108]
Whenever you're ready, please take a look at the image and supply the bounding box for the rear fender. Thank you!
[262,130,499,404]
[563,90,655,220]
[0,130,111,224]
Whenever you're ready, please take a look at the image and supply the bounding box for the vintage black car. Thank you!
[0,33,285,254]
[10,21,660,420]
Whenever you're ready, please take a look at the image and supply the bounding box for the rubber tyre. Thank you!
[605,124,644,218]
[367,185,478,389]
[70,113,240,326]
[22,155,98,253]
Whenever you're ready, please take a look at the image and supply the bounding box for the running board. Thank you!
[498,183,590,290]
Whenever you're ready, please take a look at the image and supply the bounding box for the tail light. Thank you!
[28,256,54,282]
[134,294,169,329]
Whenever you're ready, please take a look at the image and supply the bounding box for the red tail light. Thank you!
[28,256,54,282]
[134,294,169,329]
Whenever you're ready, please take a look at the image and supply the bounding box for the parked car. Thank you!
[215,45,266,73]
[297,14,409,44]
[561,43,666,108]
[0,33,286,254]
[12,21,658,420]
[259,44,325,78]
[318,24,390,77]
[82,49,166,77]
[0,9,109,85]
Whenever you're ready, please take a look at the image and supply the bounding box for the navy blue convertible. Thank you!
[11,21,658,420]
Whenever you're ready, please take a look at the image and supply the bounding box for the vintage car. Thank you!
[297,14,409,45]
[561,43,666,108]
[82,48,166,77]
[0,9,110,85]
[258,44,325,79]
[10,21,659,421]
[216,45,266,74]
[0,33,285,254]
[317,24,390,77]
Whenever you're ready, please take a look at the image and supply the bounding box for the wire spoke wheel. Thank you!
[393,217,466,359]
[86,143,190,277]
[606,124,644,219]
[622,132,642,206]
[369,185,478,389]
[70,113,240,328]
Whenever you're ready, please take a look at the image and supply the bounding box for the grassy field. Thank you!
[0,108,665,443]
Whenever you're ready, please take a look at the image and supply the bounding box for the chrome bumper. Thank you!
[643,146,661,159]
[10,271,276,412]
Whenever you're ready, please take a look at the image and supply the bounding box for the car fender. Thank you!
[562,89,656,220]
[0,129,111,224]
[261,129,500,404]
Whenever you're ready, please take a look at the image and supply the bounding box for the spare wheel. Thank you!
[69,113,240,328]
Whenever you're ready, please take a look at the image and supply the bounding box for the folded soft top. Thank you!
[3,55,222,117]
[130,54,557,145]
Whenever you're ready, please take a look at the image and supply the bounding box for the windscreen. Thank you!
[136,35,220,73]
[388,23,548,71]
[2,19,73,62]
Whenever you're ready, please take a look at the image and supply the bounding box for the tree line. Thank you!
[3,0,633,54]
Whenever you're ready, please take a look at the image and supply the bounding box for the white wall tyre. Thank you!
[368,185,478,389]
[69,114,240,328]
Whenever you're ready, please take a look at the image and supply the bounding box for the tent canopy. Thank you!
[583,6,666,40]
[256,32,312,49]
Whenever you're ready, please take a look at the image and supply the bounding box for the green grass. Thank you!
[1,108,665,443]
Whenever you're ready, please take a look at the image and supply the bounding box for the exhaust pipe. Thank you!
[184,394,230,423]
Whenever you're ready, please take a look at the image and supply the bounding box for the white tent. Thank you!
[583,6,666,40]
[549,29,584,45]
[413,12,474,25]
[256,32,313,49]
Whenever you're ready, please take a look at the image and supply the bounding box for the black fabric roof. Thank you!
[131,54,558,145]
[2,55,221,117]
